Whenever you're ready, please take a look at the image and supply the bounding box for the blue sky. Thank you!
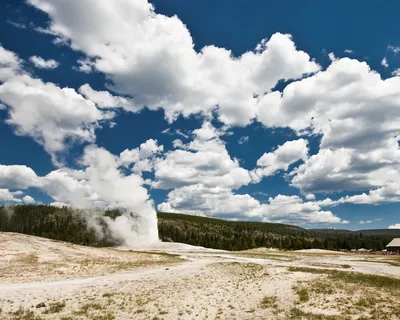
[0,0,400,230]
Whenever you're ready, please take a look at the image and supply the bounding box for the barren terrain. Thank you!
[1,232,399,320]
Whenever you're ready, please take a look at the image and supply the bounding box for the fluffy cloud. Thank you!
[0,76,107,164]
[305,194,316,201]
[158,188,346,224]
[75,58,95,73]
[0,189,23,203]
[172,139,183,148]
[79,145,155,213]
[256,58,400,147]
[29,56,59,69]
[291,143,400,195]
[0,165,41,189]
[27,0,319,125]
[22,195,35,203]
[0,45,22,81]
[0,188,35,204]
[158,185,262,219]
[336,183,400,205]
[261,195,346,224]
[388,224,400,229]
[256,58,400,196]
[291,149,372,193]
[155,122,255,218]
[79,84,138,112]
[0,72,114,165]
[155,122,344,224]
[153,122,251,190]
[251,139,308,183]
[119,139,164,173]
[0,46,125,165]
[42,169,99,207]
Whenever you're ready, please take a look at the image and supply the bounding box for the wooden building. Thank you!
[386,238,400,252]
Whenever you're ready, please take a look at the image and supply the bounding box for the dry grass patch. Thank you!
[208,262,268,280]
[42,301,66,314]
[15,254,39,264]
[293,286,309,303]
[287,267,400,289]
[259,296,278,309]
[9,307,44,320]
[288,266,400,319]
[287,308,351,320]
[309,279,336,295]
[74,302,105,317]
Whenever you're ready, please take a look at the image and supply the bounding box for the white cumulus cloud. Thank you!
[251,139,308,183]
[27,0,319,126]
[261,195,346,225]
[155,122,344,224]
[0,189,23,203]
[29,56,59,69]
[119,139,164,173]
[0,71,115,165]
[0,164,41,189]
[0,46,124,165]
[0,45,23,81]
[22,195,35,203]
[79,84,138,112]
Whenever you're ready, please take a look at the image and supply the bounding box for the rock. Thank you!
[165,268,169,270]
[36,302,46,308]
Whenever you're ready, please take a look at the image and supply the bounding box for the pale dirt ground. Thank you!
[0,232,399,320]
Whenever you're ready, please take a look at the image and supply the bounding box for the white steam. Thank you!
[44,144,160,247]
[80,145,159,246]
[3,206,15,219]
[104,212,158,247]
[80,209,158,247]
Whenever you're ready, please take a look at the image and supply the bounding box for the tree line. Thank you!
[0,205,118,247]
[157,212,397,251]
[0,205,397,251]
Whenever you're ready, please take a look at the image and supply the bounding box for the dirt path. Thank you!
[0,258,207,291]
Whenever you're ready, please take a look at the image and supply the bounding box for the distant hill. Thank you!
[0,205,398,251]
[157,212,399,251]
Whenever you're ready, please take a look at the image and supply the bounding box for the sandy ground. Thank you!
[0,232,399,320]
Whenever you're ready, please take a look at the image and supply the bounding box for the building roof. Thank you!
[386,238,400,247]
